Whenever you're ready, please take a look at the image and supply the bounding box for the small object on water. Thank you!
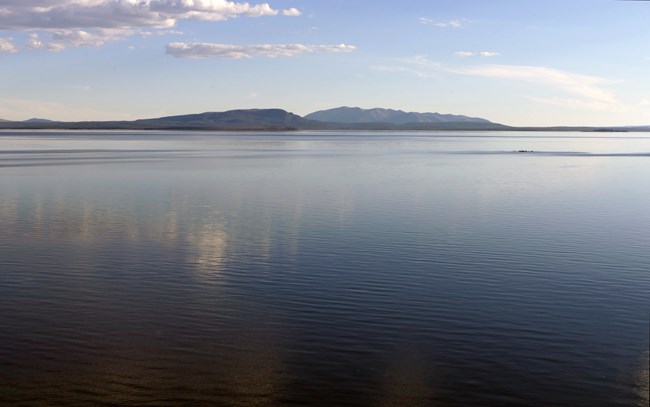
[514,150,534,153]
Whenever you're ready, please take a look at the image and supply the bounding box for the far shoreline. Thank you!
[0,124,641,133]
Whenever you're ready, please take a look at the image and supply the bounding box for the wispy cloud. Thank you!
[0,98,134,121]
[419,17,463,28]
[526,96,615,112]
[240,91,260,100]
[454,51,500,57]
[166,43,356,59]
[0,37,16,53]
[452,63,618,104]
[374,56,621,110]
[370,64,434,78]
[53,28,131,48]
[0,1,301,51]
[73,85,93,92]
[26,27,184,51]
[139,29,184,37]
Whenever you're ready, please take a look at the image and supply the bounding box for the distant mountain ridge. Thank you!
[0,107,645,131]
[24,118,54,123]
[133,109,320,129]
[0,108,502,130]
[305,106,491,125]
[0,109,324,131]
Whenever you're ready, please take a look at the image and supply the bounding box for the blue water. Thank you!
[0,130,648,406]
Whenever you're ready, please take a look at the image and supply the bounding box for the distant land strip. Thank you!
[0,107,646,132]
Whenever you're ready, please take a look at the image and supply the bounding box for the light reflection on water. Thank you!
[0,131,649,406]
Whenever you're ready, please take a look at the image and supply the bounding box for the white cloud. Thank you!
[0,37,16,53]
[27,33,65,51]
[438,20,462,28]
[0,1,298,30]
[419,18,462,28]
[454,51,500,57]
[166,42,356,59]
[0,1,301,51]
[282,8,301,17]
[139,29,184,37]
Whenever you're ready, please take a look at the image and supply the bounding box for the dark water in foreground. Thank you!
[0,130,648,406]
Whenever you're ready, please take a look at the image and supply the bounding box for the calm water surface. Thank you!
[1,130,648,406]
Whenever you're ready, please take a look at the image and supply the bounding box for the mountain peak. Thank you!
[134,108,319,130]
[305,106,492,125]
[24,118,54,123]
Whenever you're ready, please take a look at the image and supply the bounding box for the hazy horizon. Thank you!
[1,104,647,129]
[2,1,650,126]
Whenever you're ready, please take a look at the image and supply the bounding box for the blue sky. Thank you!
[1,0,649,126]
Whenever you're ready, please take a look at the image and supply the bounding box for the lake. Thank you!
[0,130,648,406]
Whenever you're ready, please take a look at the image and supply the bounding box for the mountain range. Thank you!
[23,118,54,123]
[0,107,645,131]
[132,109,321,130]
[305,106,490,125]
[0,107,507,131]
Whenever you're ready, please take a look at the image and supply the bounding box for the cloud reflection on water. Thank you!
[1,133,649,406]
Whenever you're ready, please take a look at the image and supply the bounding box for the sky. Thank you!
[1,0,650,126]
